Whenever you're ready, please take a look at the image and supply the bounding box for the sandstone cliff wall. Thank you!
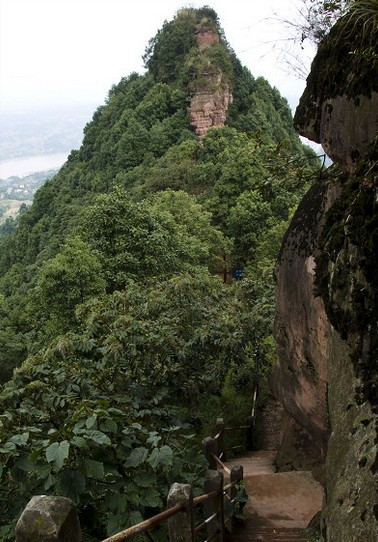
[188,26,232,137]
[272,179,340,477]
[189,73,232,137]
[272,9,378,541]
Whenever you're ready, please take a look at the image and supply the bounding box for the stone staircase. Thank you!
[226,451,323,542]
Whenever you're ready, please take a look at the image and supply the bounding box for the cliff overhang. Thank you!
[294,11,378,170]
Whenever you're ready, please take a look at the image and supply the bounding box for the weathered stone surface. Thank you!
[271,178,341,474]
[196,26,220,48]
[276,9,378,541]
[188,27,232,137]
[324,329,377,542]
[167,483,194,542]
[188,72,232,137]
[294,13,378,171]
[312,152,378,540]
[297,93,378,170]
[15,495,81,542]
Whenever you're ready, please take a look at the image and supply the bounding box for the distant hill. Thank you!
[0,104,95,160]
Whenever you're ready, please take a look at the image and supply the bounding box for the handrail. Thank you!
[194,512,218,533]
[225,424,251,431]
[223,481,238,492]
[251,385,258,420]
[102,504,184,542]
[212,452,231,475]
[193,490,220,505]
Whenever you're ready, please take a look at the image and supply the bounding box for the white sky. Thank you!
[0,0,314,113]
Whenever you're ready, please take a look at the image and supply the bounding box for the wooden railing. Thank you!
[15,416,253,542]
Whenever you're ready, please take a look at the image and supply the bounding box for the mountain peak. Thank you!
[144,7,233,137]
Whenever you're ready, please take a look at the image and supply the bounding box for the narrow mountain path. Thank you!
[226,451,323,542]
[222,395,323,541]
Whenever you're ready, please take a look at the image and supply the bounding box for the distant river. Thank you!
[0,152,69,179]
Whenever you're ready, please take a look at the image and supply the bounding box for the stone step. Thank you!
[231,526,307,541]
[231,536,306,541]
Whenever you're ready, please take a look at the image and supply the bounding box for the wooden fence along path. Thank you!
[15,417,254,542]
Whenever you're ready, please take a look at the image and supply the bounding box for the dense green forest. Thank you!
[0,7,320,540]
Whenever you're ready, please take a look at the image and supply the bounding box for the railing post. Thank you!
[15,495,81,542]
[203,436,217,469]
[226,464,244,534]
[167,483,194,542]
[245,415,254,450]
[230,465,243,502]
[204,470,224,542]
[215,417,226,460]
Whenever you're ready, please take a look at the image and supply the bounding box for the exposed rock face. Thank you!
[315,151,378,540]
[297,92,378,171]
[189,75,233,137]
[273,10,378,541]
[272,177,340,478]
[188,27,233,137]
[294,14,378,171]
[324,329,377,541]
[195,26,220,47]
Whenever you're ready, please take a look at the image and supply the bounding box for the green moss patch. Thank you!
[315,138,378,409]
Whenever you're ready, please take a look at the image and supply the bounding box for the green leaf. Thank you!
[85,414,97,429]
[140,488,162,508]
[71,436,88,448]
[0,441,16,453]
[10,432,29,446]
[86,430,111,445]
[148,445,173,469]
[57,469,86,501]
[106,514,123,537]
[124,447,148,468]
[105,493,128,513]
[134,471,157,488]
[130,423,142,430]
[146,431,161,447]
[15,455,33,472]
[100,418,118,433]
[85,459,105,479]
[45,441,70,470]
[44,472,56,491]
[35,463,52,478]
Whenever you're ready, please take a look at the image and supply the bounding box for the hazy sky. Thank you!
[0,0,313,113]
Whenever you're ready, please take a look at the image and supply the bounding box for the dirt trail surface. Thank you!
[226,451,323,541]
